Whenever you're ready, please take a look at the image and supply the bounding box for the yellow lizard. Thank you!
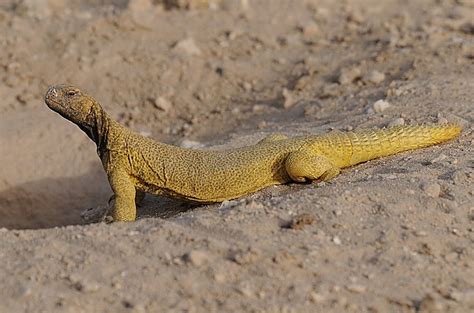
[45,85,461,222]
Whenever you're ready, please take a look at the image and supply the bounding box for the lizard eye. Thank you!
[66,90,78,96]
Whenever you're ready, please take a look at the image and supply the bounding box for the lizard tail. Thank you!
[347,124,461,166]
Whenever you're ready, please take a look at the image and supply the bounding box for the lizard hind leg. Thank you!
[285,150,340,183]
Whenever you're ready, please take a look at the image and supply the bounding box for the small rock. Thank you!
[300,21,319,37]
[230,247,260,265]
[309,292,326,303]
[282,88,297,109]
[430,154,447,163]
[173,38,202,56]
[333,236,342,245]
[213,272,226,283]
[151,96,172,112]
[338,66,362,85]
[414,230,428,237]
[218,200,240,211]
[437,116,449,125]
[252,104,265,112]
[179,139,203,149]
[68,274,100,293]
[372,99,391,113]
[285,213,316,230]
[346,10,364,24]
[346,284,367,293]
[241,81,252,91]
[128,0,152,11]
[421,182,441,198]
[388,117,405,127]
[449,289,474,305]
[366,70,385,84]
[459,22,474,35]
[183,250,209,266]
[320,83,340,98]
[18,285,33,297]
[237,283,254,297]
[418,293,444,313]
[444,252,458,262]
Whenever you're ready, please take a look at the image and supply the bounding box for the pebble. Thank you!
[387,117,405,127]
[128,0,152,12]
[300,21,319,37]
[418,293,444,313]
[151,96,172,112]
[430,154,447,163]
[421,182,441,197]
[346,284,367,293]
[183,250,209,266]
[444,252,458,262]
[179,139,203,149]
[18,285,33,297]
[338,66,362,85]
[320,83,340,98]
[287,213,316,230]
[309,292,326,303]
[282,88,297,109]
[237,283,254,297]
[231,247,260,265]
[459,22,474,35]
[213,272,226,283]
[366,70,385,84]
[450,289,474,304]
[242,81,252,91]
[372,99,391,113]
[68,274,100,293]
[437,117,449,125]
[333,236,342,245]
[252,104,265,112]
[173,38,202,56]
[333,209,342,216]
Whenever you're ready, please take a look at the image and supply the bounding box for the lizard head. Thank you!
[45,85,106,144]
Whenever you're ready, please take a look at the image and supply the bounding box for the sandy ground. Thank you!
[1,0,473,312]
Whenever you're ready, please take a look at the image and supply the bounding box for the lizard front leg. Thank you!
[285,150,340,183]
[107,170,137,222]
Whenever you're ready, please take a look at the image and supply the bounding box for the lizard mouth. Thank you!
[44,86,67,110]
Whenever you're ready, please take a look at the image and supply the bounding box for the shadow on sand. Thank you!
[0,166,198,230]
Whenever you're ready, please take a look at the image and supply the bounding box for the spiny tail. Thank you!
[346,124,461,166]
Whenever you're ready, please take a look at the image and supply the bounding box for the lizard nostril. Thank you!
[47,86,58,98]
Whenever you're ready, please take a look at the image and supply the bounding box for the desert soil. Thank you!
[0,0,473,312]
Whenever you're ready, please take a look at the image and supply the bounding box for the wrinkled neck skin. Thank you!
[77,103,111,155]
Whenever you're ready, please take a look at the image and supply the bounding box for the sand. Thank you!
[0,0,473,312]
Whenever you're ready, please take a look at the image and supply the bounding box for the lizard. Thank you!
[44,85,461,222]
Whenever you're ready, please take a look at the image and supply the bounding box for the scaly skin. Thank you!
[45,85,461,222]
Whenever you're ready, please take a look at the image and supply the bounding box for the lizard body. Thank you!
[45,85,461,221]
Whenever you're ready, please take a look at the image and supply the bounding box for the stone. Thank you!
[183,250,209,266]
[338,66,362,85]
[387,117,405,127]
[282,88,297,108]
[421,182,441,198]
[366,70,385,84]
[372,99,391,113]
[173,38,202,56]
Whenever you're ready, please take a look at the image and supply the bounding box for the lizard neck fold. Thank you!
[77,102,111,154]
